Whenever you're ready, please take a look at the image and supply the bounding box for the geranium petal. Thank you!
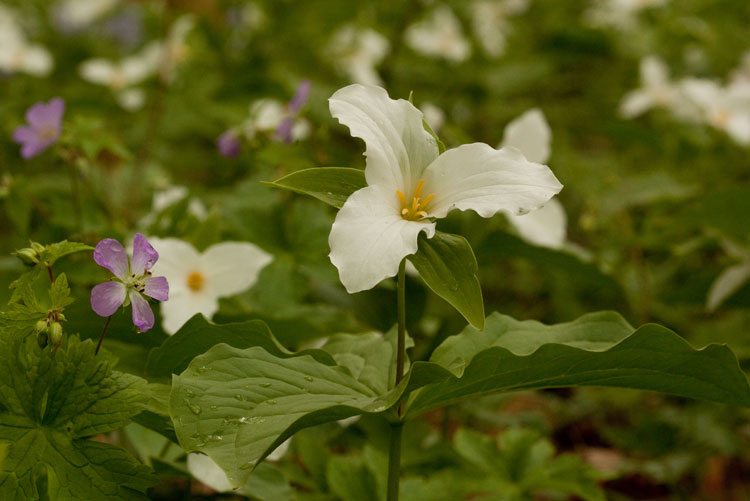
[12,125,36,144]
[329,84,439,194]
[130,291,155,332]
[506,198,567,249]
[94,238,130,280]
[329,185,435,293]
[131,233,159,275]
[501,108,551,164]
[143,275,169,301]
[200,242,273,297]
[90,281,127,317]
[160,289,219,335]
[422,143,563,219]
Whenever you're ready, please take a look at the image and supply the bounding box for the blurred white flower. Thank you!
[730,51,750,87]
[241,99,310,142]
[706,238,750,312]
[681,78,750,146]
[584,0,669,30]
[470,0,529,58]
[156,14,195,84]
[500,109,567,249]
[55,0,118,32]
[327,25,390,86]
[149,238,272,334]
[139,185,207,229]
[79,41,161,109]
[619,56,680,118]
[420,102,445,132]
[0,5,53,76]
[405,6,471,63]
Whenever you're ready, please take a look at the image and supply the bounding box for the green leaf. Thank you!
[264,167,366,208]
[0,336,157,499]
[49,273,74,310]
[169,344,396,489]
[408,232,485,329]
[405,311,750,416]
[39,241,93,267]
[326,455,379,501]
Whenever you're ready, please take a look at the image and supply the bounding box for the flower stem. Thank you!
[95,315,112,355]
[386,422,403,501]
[396,259,406,385]
[47,265,55,283]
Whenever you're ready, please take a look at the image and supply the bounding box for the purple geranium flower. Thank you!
[90,233,169,332]
[216,129,241,158]
[12,97,65,159]
[276,79,311,144]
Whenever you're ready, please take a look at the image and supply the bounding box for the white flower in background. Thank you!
[149,238,272,334]
[706,238,750,312]
[500,109,567,249]
[327,25,390,86]
[79,42,161,110]
[55,0,119,32]
[680,78,750,146]
[405,6,471,63]
[241,99,310,142]
[730,51,750,86]
[156,14,195,84]
[470,0,529,58]
[619,56,680,118]
[421,102,445,132]
[328,84,562,293]
[187,440,290,493]
[139,185,207,229]
[0,5,53,76]
[584,0,669,30]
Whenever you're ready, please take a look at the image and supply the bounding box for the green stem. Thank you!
[386,422,403,501]
[396,259,406,385]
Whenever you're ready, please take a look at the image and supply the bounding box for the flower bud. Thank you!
[35,319,48,333]
[30,242,45,254]
[14,248,39,265]
[48,322,63,346]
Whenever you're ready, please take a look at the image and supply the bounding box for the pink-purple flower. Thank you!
[216,129,241,158]
[12,98,65,159]
[90,233,169,332]
[276,79,311,144]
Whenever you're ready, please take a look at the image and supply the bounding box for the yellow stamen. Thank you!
[187,271,204,292]
[396,178,435,221]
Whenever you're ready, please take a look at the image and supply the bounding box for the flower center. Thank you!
[38,124,58,142]
[712,109,730,127]
[187,271,204,292]
[396,178,435,221]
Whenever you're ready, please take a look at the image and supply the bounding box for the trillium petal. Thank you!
[641,56,669,88]
[619,90,653,118]
[329,84,439,193]
[131,233,159,275]
[94,238,130,280]
[160,289,219,335]
[329,185,435,293]
[90,281,127,317]
[130,291,155,332]
[148,237,202,283]
[201,242,273,297]
[143,275,169,301]
[501,108,551,164]
[506,198,567,249]
[422,143,563,219]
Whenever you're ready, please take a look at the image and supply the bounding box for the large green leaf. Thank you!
[405,311,750,416]
[408,232,484,329]
[264,167,366,208]
[0,336,157,499]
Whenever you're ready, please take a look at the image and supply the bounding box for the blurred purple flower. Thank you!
[91,233,168,332]
[217,129,241,158]
[12,98,65,159]
[276,79,311,144]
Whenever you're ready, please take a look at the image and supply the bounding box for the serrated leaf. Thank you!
[408,232,484,329]
[405,311,750,416]
[39,241,93,267]
[0,336,157,499]
[264,167,366,208]
[49,273,74,310]
[170,344,397,489]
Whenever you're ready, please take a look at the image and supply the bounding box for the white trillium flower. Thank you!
[405,6,471,63]
[584,0,669,30]
[328,84,563,293]
[241,99,310,142]
[148,238,273,334]
[156,14,195,84]
[55,0,119,31]
[680,78,750,146]
[500,108,567,249]
[619,56,680,118]
[0,5,53,76]
[470,0,529,59]
[327,25,390,86]
[420,102,445,132]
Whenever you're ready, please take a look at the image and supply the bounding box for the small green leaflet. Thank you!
[264,167,366,208]
[0,336,157,500]
[408,232,484,329]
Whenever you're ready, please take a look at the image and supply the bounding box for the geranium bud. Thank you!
[48,322,63,346]
[14,248,39,265]
[31,242,45,254]
[35,319,48,333]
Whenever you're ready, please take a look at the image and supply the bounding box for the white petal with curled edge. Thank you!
[422,143,563,219]
[507,198,567,249]
[160,288,219,335]
[329,84,439,194]
[501,108,551,164]
[201,242,273,298]
[329,185,435,293]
